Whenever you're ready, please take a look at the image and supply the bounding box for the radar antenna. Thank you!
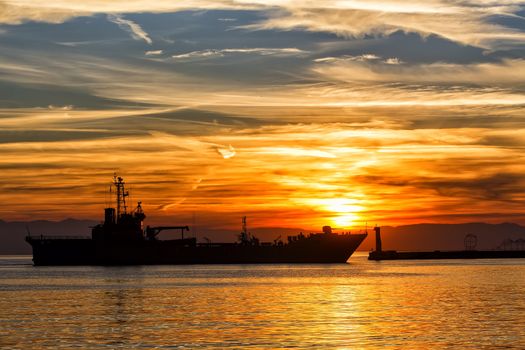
[113,174,129,220]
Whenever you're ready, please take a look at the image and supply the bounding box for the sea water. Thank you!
[1,253,524,349]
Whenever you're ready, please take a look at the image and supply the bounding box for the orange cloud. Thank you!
[1,107,524,230]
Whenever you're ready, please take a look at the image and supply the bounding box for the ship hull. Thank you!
[26,234,367,266]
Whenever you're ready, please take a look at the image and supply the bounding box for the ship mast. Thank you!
[238,216,248,244]
[113,174,129,220]
[242,216,247,237]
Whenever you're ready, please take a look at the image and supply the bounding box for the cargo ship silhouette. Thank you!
[26,175,367,265]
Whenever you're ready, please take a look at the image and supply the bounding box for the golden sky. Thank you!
[0,0,524,230]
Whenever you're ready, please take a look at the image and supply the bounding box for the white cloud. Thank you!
[2,1,525,49]
[236,1,525,49]
[359,54,381,61]
[0,1,256,25]
[217,144,236,159]
[107,14,152,44]
[314,54,380,63]
[385,57,402,65]
[314,58,525,85]
[172,47,307,60]
[47,104,74,110]
[145,50,163,55]
[173,49,224,60]
[222,48,305,55]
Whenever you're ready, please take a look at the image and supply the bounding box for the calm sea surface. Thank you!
[1,253,524,349]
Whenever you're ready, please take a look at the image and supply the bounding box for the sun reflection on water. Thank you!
[1,258,524,348]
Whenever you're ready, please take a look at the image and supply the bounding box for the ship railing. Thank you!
[197,242,238,247]
[26,235,91,240]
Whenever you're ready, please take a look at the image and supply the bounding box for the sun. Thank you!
[300,197,365,229]
[323,198,363,213]
[318,198,364,229]
[332,213,361,228]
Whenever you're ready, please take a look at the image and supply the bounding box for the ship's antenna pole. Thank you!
[106,185,110,208]
[192,212,196,239]
[114,174,120,218]
[241,216,249,242]
[129,185,132,212]
[122,178,128,214]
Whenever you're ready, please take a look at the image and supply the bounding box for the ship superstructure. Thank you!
[26,175,367,265]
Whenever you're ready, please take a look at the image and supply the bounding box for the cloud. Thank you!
[0,1,259,25]
[313,58,525,86]
[354,173,525,201]
[145,50,163,56]
[2,1,525,50]
[1,107,525,226]
[2,46,523,110]
[315,54,402,66]
[0,1,88,24]
[47,104,74,110]
[107,14,152,44]
[173,49,224,60]
[2,1,525,227]
[172,47,307,60]
[313,54,380,63]
[217,144,236,159]
[384,57,401,65]
[222,48,306,55]
[254,147,337,158]
[237,1,525,49]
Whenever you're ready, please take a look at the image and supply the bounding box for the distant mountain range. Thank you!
[2,219,525,255]
[0,219,97,254]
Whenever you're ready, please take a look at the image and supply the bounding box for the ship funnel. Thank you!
[374,226,382,253]
[104,207,116,225]
[322,226,332,234]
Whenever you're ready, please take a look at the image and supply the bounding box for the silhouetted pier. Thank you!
[368,227,525,260]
